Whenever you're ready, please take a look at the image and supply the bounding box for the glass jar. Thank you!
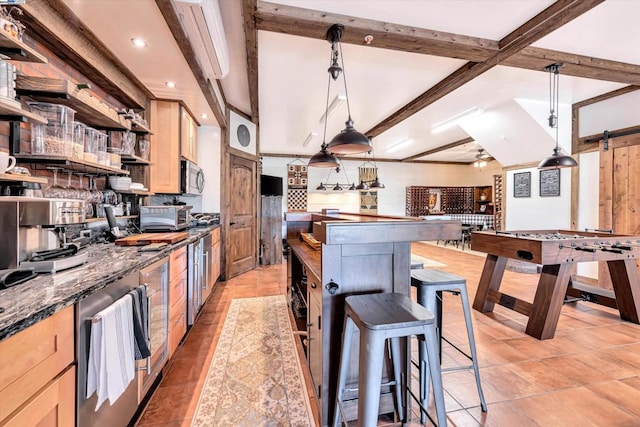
[83,127,98,164]
[29,102,76,157]
[138,139,149,160]
[96,131,108,166]
[30,123,46,154]
[107,147,121,168]
[71,121,85,159]
[121,131,135,155]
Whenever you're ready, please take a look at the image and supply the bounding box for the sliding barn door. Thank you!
[599,133,640,289]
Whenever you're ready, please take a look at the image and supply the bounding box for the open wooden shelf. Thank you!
[121,154,151,165]
[14,154,130,175]
[130,121,152,134]
[0,32,48,63]
[16,76,131,130]
[0,97,48,124]
[117,189,153,196]
[0,172,48,184]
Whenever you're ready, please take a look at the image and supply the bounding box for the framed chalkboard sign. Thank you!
[513,172,531,198]
[540,168,560,197]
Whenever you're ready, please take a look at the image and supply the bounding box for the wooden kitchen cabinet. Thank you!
[149,100,181,194]
[306,270,322,403]
[0,305,74,423]
[180,107,198,163]
[2,366,75,427]
[168,246,188,357]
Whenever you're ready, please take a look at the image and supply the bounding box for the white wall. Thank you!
[261,156,500,217]
[505,166,572,230]
[579,91,640,137]
[576,151,600,279]
[198,126,222,213]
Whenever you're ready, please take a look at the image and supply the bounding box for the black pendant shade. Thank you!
[538,147,578,169]
[538,63,577,170]
[369,177,385,189]
[327,117,372,154]
[355,180,369,190]
[308,143,339,168]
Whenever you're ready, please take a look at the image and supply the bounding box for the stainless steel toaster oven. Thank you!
[139,205,192,231]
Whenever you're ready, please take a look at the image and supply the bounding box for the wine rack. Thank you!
[406,186,475,216]
[405,186,430,216]
[493,174,504,231]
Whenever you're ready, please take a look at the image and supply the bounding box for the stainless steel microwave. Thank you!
[181,160,205,195]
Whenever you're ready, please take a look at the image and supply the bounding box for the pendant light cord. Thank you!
[549,65,560,150]
[338,42,352,119]
[322,46,333,145]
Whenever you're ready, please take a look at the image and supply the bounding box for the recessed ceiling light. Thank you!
[131,38,147,48]
[165,81,176,88]
[201,113,208,119]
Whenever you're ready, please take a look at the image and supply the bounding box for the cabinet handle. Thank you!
[230,222,236,226]
[311,282,317,289]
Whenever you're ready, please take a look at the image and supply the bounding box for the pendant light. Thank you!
[324,24,372,155]
[538,63,578,170]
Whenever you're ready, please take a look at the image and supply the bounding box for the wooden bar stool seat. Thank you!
[333,293,447,427]
[411,269,487,422]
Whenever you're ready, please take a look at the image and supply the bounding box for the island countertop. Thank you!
[0,225,219,341]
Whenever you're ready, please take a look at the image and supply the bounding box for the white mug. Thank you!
[0,151,16,173]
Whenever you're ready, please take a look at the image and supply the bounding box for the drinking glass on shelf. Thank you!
[76,173,93,217]
[89,175,104,218]
[43,167,65,198]
[64,170,79,199]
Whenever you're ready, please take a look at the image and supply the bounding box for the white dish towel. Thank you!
[86,294,136,411]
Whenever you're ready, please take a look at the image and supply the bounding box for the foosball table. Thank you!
[471,229,640,340]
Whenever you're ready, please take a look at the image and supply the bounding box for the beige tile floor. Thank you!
[136,241,640,426]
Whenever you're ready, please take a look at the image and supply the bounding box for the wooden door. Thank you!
[225,154,257,279]
[599,133,640,289]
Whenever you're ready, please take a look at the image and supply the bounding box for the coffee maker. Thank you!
[0,197,86,271]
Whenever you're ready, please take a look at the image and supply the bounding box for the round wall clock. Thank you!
[237,124,251,147]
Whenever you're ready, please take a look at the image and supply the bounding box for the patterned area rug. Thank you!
[191,296,315,427]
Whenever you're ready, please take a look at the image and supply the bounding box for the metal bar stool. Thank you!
[333,293,447,427]
[411,269,487,423]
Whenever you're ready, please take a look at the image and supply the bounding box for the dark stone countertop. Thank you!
[0,225,219,341]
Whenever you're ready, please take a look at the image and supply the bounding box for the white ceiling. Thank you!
[59,0,640,165]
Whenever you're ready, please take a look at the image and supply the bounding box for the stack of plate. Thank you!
[129,182,148,191]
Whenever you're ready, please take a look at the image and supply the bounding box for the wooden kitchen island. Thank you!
[285,212,460,426]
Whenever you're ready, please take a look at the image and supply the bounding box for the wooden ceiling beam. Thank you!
[19,0,151,109]
[366,0,605,138]
[401,137,474,161]
[504,48,640,85]
[242,0,260,123]
[256,1,498,62]
[155,0,227,128]
[255,1,640,86]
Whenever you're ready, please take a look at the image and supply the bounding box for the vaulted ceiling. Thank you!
[59,0,640,166]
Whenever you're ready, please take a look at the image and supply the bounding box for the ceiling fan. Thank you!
[474,149,490,168]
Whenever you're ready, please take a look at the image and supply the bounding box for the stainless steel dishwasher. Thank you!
[77,272,140,427]
[76,257,169,427]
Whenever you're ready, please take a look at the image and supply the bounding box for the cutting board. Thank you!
[115,232,190,246]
